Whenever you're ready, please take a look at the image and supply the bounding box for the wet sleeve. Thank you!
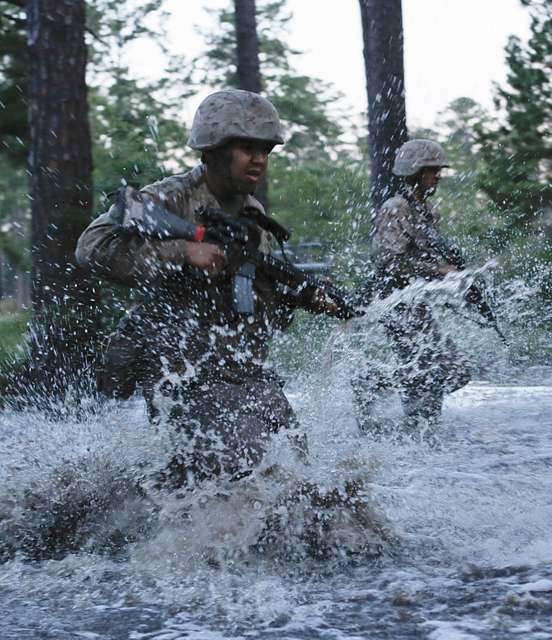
[75,200,190,287]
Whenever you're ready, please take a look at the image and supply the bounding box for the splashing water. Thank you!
[1,274,552,639]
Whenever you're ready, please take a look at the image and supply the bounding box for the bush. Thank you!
[0,312,29,366]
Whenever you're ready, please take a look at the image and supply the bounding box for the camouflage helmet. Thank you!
[187,89,285,151]
[393,139,450,177]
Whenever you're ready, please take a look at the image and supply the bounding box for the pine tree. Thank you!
[475,0,552,293]
[18,0,102,403]
[477,0,552,227]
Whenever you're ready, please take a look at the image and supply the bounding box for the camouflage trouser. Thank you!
[353,302,471,430]
[143,373,302,489]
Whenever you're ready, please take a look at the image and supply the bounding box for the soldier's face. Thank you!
[228,139,274,194]
[419,167,442,196]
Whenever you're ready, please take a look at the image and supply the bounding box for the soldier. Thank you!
[76,89,338,489]
[353,139,471,434]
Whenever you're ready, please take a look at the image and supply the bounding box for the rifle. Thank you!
[114,186,358,320]
[422,225,508,344]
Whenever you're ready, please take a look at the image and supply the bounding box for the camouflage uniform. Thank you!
[76,91,309,487]
[353,140,471,431]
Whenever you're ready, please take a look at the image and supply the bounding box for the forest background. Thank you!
[0,0,550,390]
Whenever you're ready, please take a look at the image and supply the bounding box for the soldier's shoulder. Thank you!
[378,195,411,220]
[140,165,207,216]
[142,164,204,199]
[381,194,410,211]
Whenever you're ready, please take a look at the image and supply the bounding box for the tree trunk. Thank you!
[25,0,99,396]
[234,0,262,93]
[359,0,408,210]
[233,0,268,208]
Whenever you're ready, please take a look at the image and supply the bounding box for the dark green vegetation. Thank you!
[0,312,28,365]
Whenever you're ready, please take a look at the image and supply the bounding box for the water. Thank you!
[1,278,552,638]
[1,373,551,639]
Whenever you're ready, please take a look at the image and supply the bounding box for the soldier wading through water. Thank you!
[352,139,472,434]
[76,89,341,489]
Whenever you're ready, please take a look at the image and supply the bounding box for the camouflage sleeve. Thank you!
[75,197,190,286]
[373,198,441,281]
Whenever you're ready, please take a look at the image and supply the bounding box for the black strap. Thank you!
[243,206,291,244]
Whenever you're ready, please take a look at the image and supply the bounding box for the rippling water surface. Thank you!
[1,325,552,638]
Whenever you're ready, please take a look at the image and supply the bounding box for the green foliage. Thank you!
[474,0,552,294]
[270,155,371,248]
[0,7,36,294]
[91,80,189,198]
[269,74,344,161]
[422,98,497,264]
[0,312,29,366]
[86,0,170,71]
[0,155,29,270]
[196,0,295,89]
[476,0,552,244]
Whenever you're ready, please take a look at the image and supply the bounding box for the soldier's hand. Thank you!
[311,287,340,316]
[439,264,459,275]
[184,241,227,275]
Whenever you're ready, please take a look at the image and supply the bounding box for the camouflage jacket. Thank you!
[371,191,444,293]
[76,164,304,387]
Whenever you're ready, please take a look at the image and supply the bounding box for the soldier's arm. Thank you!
[75,187,224,285]
[75,204,176,285]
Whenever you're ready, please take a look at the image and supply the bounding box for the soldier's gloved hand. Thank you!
[183,241,227,275]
